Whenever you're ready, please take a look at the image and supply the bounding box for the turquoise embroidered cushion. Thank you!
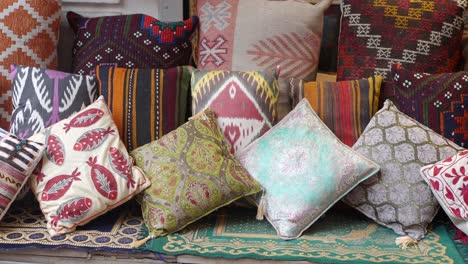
[236,98,380,240]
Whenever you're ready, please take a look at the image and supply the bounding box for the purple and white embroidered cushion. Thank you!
[420,150,468,235]
[10,65,98,139]
[236,98,380,240]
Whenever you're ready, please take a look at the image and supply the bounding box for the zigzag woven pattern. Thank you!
[67,12,198,76]
[0,0,61,129]
[0,133,44,220]
[337,0,465,82]
[390,64,468,148]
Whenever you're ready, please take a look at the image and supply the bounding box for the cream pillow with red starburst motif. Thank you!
[29,96,150,237]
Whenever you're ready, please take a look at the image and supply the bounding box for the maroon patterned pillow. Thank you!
[67,12,198,75]
[389,64,468,148]
[337,0,464,84]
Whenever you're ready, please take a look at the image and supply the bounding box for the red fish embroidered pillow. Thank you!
[29,96,150,237]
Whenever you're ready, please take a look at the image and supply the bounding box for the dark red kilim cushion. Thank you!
[390,64,468,148]
[337,0,465,83]
[67,12,198,75]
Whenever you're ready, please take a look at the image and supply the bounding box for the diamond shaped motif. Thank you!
[337,1,464,82]
[0,1,61,128]
[192,70,278,154]
[1,7,39,38]
[25,31,56,61]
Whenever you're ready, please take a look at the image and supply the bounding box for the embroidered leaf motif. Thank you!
[32,67,52,113]
[109,147,134,189]
[63,108,104,132]
[73,127,115,151]
[12,66,28,109]
[247,32,320,79]
[87,157,118,200]
[51,197,92,226]
[445,187,455,202]
[96,170,112,194]
[46,134,65,166]
[48,178,72,195]
[60,75,83,112]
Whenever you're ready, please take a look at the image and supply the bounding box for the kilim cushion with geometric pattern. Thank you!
[289,75,382,147]
[389,64,468,148]
[196,0,332,121]
[343,100,464,242]
[0,133,44,221]
[67,12,198,76]
[463,9,468,69]
[337,0,465,87]
[191,69,279,154]
[96,65,193,151]
[0,0,61,129]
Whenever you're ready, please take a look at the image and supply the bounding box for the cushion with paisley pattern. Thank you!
[131,108,262,238]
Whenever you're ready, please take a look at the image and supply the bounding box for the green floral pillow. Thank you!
[131,108,262,238]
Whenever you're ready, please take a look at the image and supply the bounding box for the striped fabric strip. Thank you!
[290,76,382,146]
[97,65,193,151]
[0,134,44,220]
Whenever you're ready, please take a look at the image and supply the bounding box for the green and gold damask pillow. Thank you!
[131,108,262,238]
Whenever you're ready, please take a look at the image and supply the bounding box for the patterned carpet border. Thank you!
[144,206,465,264]
[0,200,145,253]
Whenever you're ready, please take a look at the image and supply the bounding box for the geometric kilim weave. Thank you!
[0,0,61,129]
[67,12,198,76]
[337,0,465,83]
[390,64,468,148]
[0,133,44,220]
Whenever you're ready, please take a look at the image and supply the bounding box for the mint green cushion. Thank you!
[236,99,380,240]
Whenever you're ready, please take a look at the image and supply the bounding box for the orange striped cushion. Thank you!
[290,76,382,146]
[96,66,193,151]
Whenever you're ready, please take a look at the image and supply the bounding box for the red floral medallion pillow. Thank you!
[29,96,150,237]
[420,150,468,235]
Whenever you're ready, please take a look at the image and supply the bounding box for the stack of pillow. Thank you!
[0,0,466,250]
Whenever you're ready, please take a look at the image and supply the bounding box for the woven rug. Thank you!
[143,204,465,264]
[0,198,146,253]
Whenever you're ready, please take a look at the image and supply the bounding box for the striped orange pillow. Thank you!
[290,76,382,146]
[96,66,193,151]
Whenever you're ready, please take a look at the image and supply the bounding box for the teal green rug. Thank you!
[142,204,465,264]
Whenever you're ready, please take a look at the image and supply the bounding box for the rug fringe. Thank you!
[395,235,418,249]
[131,235,153,248]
